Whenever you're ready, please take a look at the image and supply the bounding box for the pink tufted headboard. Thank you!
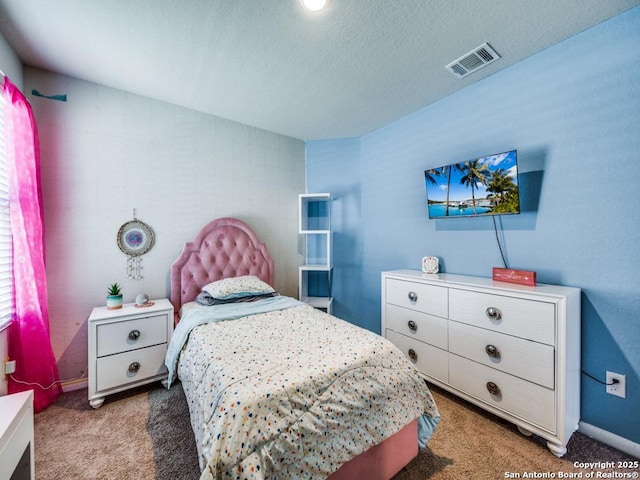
[170,217,274,323]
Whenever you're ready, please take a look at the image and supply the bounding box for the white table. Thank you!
[0,390,34,480]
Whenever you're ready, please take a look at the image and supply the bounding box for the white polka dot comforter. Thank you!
[172,297,440,480]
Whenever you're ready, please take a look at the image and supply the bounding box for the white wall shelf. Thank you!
[299,193,332,314]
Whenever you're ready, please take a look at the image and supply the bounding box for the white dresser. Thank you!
[382,270,581,456]
[88,299,174,408]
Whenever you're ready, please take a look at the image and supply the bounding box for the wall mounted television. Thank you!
[424,149,520,219]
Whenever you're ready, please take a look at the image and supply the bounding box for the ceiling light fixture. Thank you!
[300,0,327,11]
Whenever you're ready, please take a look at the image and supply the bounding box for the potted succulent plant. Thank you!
[106,283,123,310]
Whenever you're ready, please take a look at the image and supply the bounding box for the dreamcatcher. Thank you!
[117,210,155,279]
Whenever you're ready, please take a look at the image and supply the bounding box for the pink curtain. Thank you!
[4,77,62,411]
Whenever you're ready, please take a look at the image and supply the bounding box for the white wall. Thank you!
[25,67,305,382]
[0,30,21,87]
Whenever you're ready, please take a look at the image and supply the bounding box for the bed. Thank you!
[165,217,440,480]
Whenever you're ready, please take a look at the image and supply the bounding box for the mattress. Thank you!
[166,297,439,480]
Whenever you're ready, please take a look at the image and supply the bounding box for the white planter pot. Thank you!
[106,294,123,310]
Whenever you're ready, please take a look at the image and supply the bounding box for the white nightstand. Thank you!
[88,298,174,408]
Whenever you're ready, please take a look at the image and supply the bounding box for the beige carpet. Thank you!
[34,382,637,479]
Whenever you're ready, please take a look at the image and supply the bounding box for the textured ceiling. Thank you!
[0,0,638,140]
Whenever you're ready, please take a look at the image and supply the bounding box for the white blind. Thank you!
[0,88,13,324]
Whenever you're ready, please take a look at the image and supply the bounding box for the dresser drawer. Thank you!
[96,344,167,392]
[97,314,168,357]
[449,354,555,433]
[386,329,448,383]
[449,289,555,345]
[385,304,448,350]
[385,278,448,318]
[449,321,555,388]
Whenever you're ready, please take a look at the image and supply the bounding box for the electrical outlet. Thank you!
[3,359,16,375]
[606,371,626,398]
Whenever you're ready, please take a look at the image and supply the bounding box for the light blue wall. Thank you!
[307,7,640,444]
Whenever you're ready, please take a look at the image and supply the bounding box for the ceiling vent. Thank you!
[446,43,500,79]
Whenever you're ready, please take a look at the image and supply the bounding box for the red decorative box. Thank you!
[492,267,536,286]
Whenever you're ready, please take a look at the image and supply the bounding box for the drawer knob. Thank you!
[486,381,501,396]
[128,362,141,373]
[407,291,418,302]
[485,307,502,320]
[485,344,501,359]
[408,349,418,361]
[407,320,417,331]
[128,330,141,341]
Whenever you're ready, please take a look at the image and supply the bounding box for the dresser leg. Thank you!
[517,425,533,436]
[89,397,105,409]
[546,441,567,457]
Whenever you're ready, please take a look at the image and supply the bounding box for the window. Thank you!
[0,88,12,329]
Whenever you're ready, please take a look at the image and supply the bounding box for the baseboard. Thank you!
[579,421,640,459]
[62,378,87,393]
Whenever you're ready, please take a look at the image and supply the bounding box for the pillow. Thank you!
[201,275,275,300]
[195,290,274,306]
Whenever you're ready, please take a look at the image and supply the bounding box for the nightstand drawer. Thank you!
[449,321,555,388]
[386,329,448,383]
[385,278,448,318]
[96,344,167,392]
[385,304,447,350]
[449,354,555,433]
[97,314,168,357]
[449,289,555,345]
